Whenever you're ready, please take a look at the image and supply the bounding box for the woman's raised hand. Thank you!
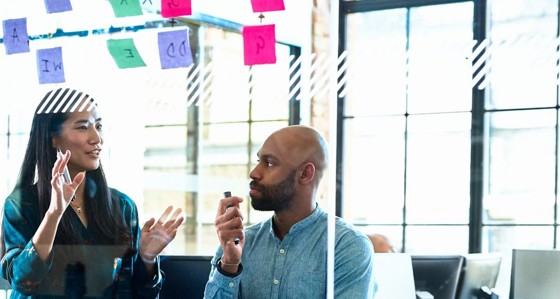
[50,150,85,216]
[139,206,184,264]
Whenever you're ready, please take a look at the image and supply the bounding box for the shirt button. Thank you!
[228,282,235,287]
[279,249,285,254]
[273,279,280,285]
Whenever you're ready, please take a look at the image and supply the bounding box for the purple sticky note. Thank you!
[158,30,193,69]
[44,0,73,13]
[250,0,285,12]
[2,18,30,55]
[243,24,277,66]
[161,0,192,18]
[37,47,66,84]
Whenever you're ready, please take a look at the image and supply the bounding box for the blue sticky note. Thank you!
[2,18,30,55]
[37,47,66,84]
[158,30,193,69]
[44,0,73,13]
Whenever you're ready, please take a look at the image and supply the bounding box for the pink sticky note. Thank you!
[251,0,285,12]
[161,0,192,18]
[243,24,276,66]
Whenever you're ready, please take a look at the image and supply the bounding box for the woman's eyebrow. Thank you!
[73,117,102,125]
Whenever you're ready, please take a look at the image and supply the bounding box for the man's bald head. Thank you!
[265,125,329,180]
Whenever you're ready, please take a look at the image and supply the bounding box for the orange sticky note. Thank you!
[161,0,192,18]
[242,24,276,66]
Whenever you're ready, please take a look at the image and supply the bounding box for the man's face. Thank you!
[249,169,297,212]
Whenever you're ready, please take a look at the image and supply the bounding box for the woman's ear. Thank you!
[51,137,59,149]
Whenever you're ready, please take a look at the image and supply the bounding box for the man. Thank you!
[204,125,376,298]
[368,233,395,253]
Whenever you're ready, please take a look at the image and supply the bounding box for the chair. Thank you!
[159,255,213,299]
[411,254,465,299]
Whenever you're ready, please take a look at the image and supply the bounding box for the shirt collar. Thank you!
[268,203,324,238]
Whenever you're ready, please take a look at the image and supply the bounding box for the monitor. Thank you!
[372,253,416,299]
[411,254,465,299]
[159,255,213,299]
[455,253,502,299]
[510,249,560,299]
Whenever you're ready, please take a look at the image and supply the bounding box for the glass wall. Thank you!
[340,0,560,295]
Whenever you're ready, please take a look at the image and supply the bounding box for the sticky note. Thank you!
[44,0,73,13]
[107,39,146,69]
[158,30,193,69]
[37,47,65,84]
[2,18,30,55]
[108,0,143,18]
[243,24,276,66]
[161,0,192,18]
[250,0,285,12]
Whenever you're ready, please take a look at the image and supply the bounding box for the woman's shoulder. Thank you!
[109,188,136,209]
[4,185,37,206]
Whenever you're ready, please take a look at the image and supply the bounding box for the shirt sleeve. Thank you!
[119,192,164,298]
[203,249,243,299]
[0,194,53,296]
[333,233,377,299]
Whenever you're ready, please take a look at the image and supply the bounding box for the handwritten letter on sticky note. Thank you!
[2,18,30,55]
[108,0,143,18]
[158,30,193,69]
[161,0,192,18]
[250,0,285,12]
[243,24,276,66]
[44,0,73,14]
[37,47,65,84]
[107,39,146,69]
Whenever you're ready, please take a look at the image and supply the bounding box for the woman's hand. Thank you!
[139,206,184,264]
[50,150,85,217]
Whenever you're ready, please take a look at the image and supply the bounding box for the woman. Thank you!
[0,87,184,298]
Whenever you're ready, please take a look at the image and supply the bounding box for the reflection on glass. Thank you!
[482,226,555,297]
[488,0,558,109]
[346,8,408,116]
[406,113,471,224]
[485,110,556,224]
[408,3,473,113]
[406,226,469,253]
[343,117,406,224]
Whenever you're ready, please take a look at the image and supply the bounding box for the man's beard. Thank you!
[250,170,297,212]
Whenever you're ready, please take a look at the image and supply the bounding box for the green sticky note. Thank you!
[108,0,143,18]
[107,38,146,69]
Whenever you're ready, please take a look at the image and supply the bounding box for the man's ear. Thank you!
[299,162,316,184]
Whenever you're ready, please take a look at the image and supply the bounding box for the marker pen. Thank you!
[57,149,76,201]
[224,191,240,245]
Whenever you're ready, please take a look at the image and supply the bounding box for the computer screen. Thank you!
[159,255,213,299]
[455,253,502,299]
[411,254,465,299]
[510,249,560,299]
[372,253,416,299]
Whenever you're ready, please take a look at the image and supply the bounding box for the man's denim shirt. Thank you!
[204,206,377,299]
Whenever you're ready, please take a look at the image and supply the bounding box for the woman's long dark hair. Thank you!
[3,88,132,252]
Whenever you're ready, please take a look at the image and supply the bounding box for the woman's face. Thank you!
[52,106,103,175]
